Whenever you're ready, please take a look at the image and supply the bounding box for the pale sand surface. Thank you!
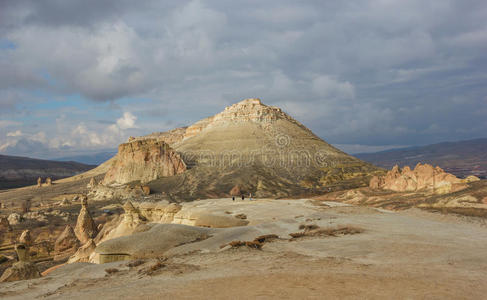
[1,199,486,299]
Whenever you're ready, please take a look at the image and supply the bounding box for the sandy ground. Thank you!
[1,198,487,299]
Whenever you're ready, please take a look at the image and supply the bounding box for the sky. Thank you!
[0,0,486,159]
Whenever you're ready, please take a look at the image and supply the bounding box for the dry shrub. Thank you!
[254,234,279,243]
[126,259,145,268]
[299,224,319,231]
[225,240,262,249]
[234,213,247,219]
[222,234,280,250]
[138,259,166,276]
[105,268,119,274]
[290,225,363,240]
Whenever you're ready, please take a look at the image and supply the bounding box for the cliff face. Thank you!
[102,139,186,185]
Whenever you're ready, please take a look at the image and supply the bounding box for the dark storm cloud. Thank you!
[0,0,486,155]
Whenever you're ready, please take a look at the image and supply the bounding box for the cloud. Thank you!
[312,76,355,100]
[0,120,22,128]
[116,112,137,130]
[6,130,22,137]
[0,0,486,156]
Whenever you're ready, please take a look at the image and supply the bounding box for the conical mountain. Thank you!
[133,98,380,199]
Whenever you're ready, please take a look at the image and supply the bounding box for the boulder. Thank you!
[102,139,186,185]
[141,185,151,196]
[19,230,33,246]
[74,197,98,244]
[230,185,241,196]
[0,216,11,232]
[59,197,70,206]
[54,225,80,253]
[23,211,48,223]
[8,213,22,225]
[68,239,96,263]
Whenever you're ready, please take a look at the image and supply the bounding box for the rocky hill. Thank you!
[95,98,380,200]
[355,138,487,179]
[0,155,96,190]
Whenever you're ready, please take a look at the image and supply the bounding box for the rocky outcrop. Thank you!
[87,177,97,189]
[8,213,22,225]
[0,244,40,282]
[68,239,96,263]
[183,98,302,140]
[19,230,33,246]
[45,177,52,186]
[89,184,152,201]
[370,163,467,194]
[95,224,211,262]
[102,139,186,185]
[23,211,48,223]
[55,225,80,253]
[74,197,98,244]
[0,216,11,232]
[463,175,480,183]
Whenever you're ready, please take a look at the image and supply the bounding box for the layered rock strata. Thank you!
[102,139,186,185]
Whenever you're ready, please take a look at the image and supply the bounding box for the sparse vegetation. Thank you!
[234,213,247,219]
[221,234,280,250]
[105,268,119,274]
[138,260,166,276]
[126,259,145,268]
[290,225,364,240]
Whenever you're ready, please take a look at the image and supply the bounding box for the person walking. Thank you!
[232,196,235,201]
[241,194,245,201]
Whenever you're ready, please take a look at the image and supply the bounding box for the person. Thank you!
[232,196,235,201]
[249,193,252,201]
[241,194,245,201]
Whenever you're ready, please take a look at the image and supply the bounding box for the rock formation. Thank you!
[102,139,186,185]
[59,197,70,206]
[230,185,241,196]
[0,244,40,282]
[87,177,97,188]
[68,239,96,263]
[8,213,22,225]
[37,177,42,187]
[19,229,33,246]
[0,216,11,232]
[74,196,98,244]
[370,163,467,194]
[45,177,52,186]
[55,225,80,253]
[463,175,480,183]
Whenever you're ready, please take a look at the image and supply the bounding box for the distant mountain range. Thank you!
[355,138,487,178]
[0,154,96,190]
[53,151,117,165]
